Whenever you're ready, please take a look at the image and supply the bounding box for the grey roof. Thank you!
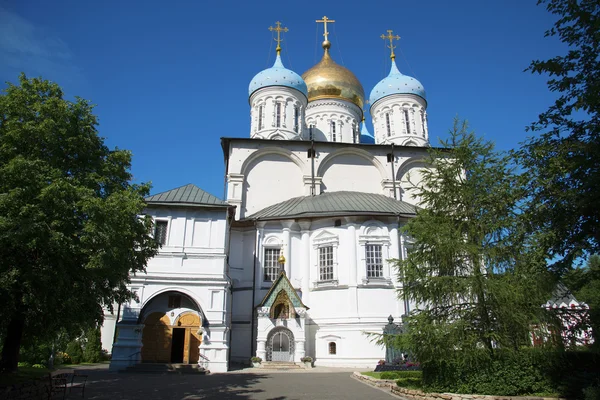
[145,184,229,208]
[548,283,579,307]
[246,191,417,221]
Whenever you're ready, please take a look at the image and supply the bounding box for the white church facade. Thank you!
[103,18,432,373]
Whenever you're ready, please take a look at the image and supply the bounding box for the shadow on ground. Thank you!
[85,370,275,400]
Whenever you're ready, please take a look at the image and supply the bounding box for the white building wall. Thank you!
[107,206,231,373]
[370,94,428,146]
[304,99,362,143]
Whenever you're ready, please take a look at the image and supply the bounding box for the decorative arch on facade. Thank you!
[396,157,428,182]
[138,288,208,327]
[317,148,387,179]
[270,289,295,319]
[240,147,306,177]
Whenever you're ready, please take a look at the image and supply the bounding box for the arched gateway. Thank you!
[267,328,295,362]
[139,291,203,364]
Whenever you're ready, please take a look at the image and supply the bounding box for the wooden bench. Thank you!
[49,369,88,399]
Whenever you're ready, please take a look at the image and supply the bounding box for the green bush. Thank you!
[83,328,103,363]
[421,348,599,398]
[396,377,422,389]
[17,361,31,367]
[65,341,84,364]
[32,364,45,369]
[381,370,422,380]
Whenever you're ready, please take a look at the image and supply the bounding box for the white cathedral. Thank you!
[102,18,431,373]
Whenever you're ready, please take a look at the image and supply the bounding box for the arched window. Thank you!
[294,107,299,133]
[386,113,392,137]
[273,303,289,319]
[276,103,282,127]
[258,105,264,130]
[331,121,336,142]
[328,342,337,355]
[403,109,411,134]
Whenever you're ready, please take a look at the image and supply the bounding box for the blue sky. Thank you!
[0,0,563,198]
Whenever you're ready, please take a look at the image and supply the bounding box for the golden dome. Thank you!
[301,44,365,110]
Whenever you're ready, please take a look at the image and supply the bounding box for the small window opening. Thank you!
[386,113,392,137]
[258,105,264,130]
[276,103,282,127]
[331,121,336,142]
[168,295,181,308]
[404,109,411,134]
[294,107,299,133]
[154,220,168,245]
[329,342,337,355]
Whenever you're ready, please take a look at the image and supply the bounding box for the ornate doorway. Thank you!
[267,328,294,362]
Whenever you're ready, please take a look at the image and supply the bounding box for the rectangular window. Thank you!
[154,220,168,245]
[264,248,280,282]
[366,244,383,278]
[386,113,392,137]
[258,105,264,130]
[168,295,181,308]
[309,124,315,140]
[319,246,334,281]
[331,121,336,142]
[294,107,299,133]
[352,122,357,143]
[276,103,282,127]
[404,109,411,134]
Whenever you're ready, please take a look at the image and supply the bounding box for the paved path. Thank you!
[79,366,396,400]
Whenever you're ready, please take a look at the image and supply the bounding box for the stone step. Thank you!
[261,362,302,369]
[123,363,207,374]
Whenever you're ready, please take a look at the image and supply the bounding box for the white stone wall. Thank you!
[370,94,428,146]
[304,99,362,143]
[107,206,230,373]
[225,139,431,219]
[228,216,414,366]
[250,86,307,140]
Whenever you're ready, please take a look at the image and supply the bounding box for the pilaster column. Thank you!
[298,221,311,303]
[227,174,244,220]
[255,222,266,304]
[347,222,358,287]
[281,221,294,277]
[389,225,400,280]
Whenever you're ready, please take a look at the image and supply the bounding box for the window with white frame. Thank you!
[263,248,280,282]
[258,105,264,130]
[313,230,339,285]
[309,124,315,140]
[403,109,411,134]
[319,246,334,281]
[276,103,282,127]
[294,106,299,133]
[331,121,336,142]
[352,122,357,143]
[154,220,168,245]
[365,244,383,278]
[385,113,392,137]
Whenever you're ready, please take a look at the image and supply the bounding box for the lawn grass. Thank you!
[0,367,51,386]
[361,371,385,379]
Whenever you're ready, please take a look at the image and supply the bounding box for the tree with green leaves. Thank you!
[0,74,158,373]
[563,254,600,347]
[397,119,554,367]
[518,0,600,273]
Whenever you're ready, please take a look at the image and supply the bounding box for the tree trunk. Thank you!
[0,312,25,373]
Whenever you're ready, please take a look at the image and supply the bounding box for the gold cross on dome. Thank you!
[269,21,289,55]
[316,16,335,42]
[381,29,400,60]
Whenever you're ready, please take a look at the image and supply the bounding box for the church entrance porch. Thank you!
[141,311,202,364]
[267,328,294,362]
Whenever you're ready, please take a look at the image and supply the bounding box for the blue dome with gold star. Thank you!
[369,60,426,106]
[249,54,308,98]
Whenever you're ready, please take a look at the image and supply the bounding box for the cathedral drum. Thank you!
[267,328,294,362]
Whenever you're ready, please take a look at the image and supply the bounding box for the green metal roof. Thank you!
[145,184,229,208]
[246,191,417,221]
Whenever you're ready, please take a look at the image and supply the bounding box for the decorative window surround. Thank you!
[262,234,282,283]
[312,230,339,288]
[358,224,391,284]
[153,217,171,247]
